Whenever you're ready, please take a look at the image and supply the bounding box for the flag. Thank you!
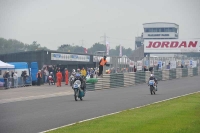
[106,41,110,55]
[119,45,122,57]
[84,48,88,54]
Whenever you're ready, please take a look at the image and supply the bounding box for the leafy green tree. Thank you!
[25,41,48,51]
[0,38,26,54]
[87,43,106,54]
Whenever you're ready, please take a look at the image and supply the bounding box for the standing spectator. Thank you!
[87,68,91,77]
[90,68,94,78]
[13,72,18,88]
[21,71,26,87]
[81,67,87,78]
[44,68,49,83]
[134,65,137,72]
[23,71,28,86]
[11,71,14,87]
[157,64,159,71]
[36,70,42,86]
[65,68,69,85]
[56,70,62,87]
[149,67,153,74]
[181,64,184,68]
[98,56,107,77]
[144,66,148,71]
[3,71,10,89]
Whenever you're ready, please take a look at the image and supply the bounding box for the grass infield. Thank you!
[47,92,200,133]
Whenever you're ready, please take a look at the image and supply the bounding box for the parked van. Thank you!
[8,62,39,85]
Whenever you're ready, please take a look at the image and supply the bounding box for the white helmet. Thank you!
[150,74,154,77]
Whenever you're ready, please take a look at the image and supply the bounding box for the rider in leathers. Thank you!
[149,74,158,91]
[73,69,86,92]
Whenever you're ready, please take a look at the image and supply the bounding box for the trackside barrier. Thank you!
[1,76,32,89]
[193,67,198,76]
[198,67,200,75]
[176,68,182,78]
[103,74,110,89]
[145,71,150,83]
[110,73,124,88]
[135,71,145,84]
[162,70,169,81]
[86,67,200,91]
[188,68,193,77]
[169,69,176,80]
[154,70,162,81]
[182,68,188,77]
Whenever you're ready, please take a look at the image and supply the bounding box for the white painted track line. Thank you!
[0,91,74,104]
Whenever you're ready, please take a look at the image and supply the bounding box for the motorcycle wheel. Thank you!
[153,89,156,95]
[74,90,78,101]
[80,97,82,101]
[150,86,153,95]
[49,81,51,85]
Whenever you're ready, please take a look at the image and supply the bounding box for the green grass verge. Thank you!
[48,92,200,133]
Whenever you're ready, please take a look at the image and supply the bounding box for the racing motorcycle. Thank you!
[48,75,55,85]
[148,80,156,95]
[69,75,74,86]
[73,80,85,101]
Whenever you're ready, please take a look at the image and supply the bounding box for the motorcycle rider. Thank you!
[73,69,86,92]
[148,74,158,91]
[69,69,76,86]
[71,69,76,76]
[49,72,55,84]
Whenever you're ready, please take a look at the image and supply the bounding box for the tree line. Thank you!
[0,37,134,56]
[0,38,48,54]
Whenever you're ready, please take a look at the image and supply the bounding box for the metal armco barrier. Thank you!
[193,67,198,76]
[176,68,182,79]
[169,69,176,80]
[182,68,188,77]
[86,67,200,91]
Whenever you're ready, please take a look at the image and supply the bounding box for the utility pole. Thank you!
[100,33,109,45]
[80,40,85,46]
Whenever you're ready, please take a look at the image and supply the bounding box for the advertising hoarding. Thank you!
[143,32,178,39]
[137,60,143,71]
[144,39,200,53]
[170,61,177,69]
[51,53,90,62]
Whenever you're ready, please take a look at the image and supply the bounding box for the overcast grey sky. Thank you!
[0,0,200,50]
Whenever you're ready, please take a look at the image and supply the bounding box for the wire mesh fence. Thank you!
[1,76,32,89]
[97,56,200,74]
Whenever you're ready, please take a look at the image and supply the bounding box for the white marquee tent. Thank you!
[0,60,14,69]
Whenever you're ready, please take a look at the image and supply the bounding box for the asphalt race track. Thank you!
[0,76,200,133]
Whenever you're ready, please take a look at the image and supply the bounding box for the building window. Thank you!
[169,28,173,32]
[164,28,169,32]
[174,28,177,33]
[144,28,148,32]
[148,28,152,32]
[153,28,157,32]
[161,28,164,32]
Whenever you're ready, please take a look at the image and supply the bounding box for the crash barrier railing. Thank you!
[85,67,200,90]
[1,76,32,89]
